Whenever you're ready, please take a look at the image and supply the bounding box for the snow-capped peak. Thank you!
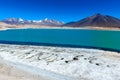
[44,18,49,21]
[17,18,24,22]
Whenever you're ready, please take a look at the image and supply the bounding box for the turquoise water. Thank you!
[0,28,120,51]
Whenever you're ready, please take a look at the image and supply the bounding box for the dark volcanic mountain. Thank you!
[64,14,120,27]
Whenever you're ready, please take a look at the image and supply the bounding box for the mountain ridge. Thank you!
[1,14,120,28]
[1,18,64,26]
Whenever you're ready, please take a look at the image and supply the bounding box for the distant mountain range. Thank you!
[0,13,120,28]
[64,14,120,27]
[1,18,64,26]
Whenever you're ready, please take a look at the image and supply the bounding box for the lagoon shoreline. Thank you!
[0,44,120,80]
[0,41,119,53]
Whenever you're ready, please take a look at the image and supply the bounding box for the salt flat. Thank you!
[0,44,120,80]
[0,57,50,80]
[0,56,74,80]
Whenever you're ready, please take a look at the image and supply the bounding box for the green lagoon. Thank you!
[0,28,119,51]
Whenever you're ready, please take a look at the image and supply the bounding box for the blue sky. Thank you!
[0,0,120,22]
